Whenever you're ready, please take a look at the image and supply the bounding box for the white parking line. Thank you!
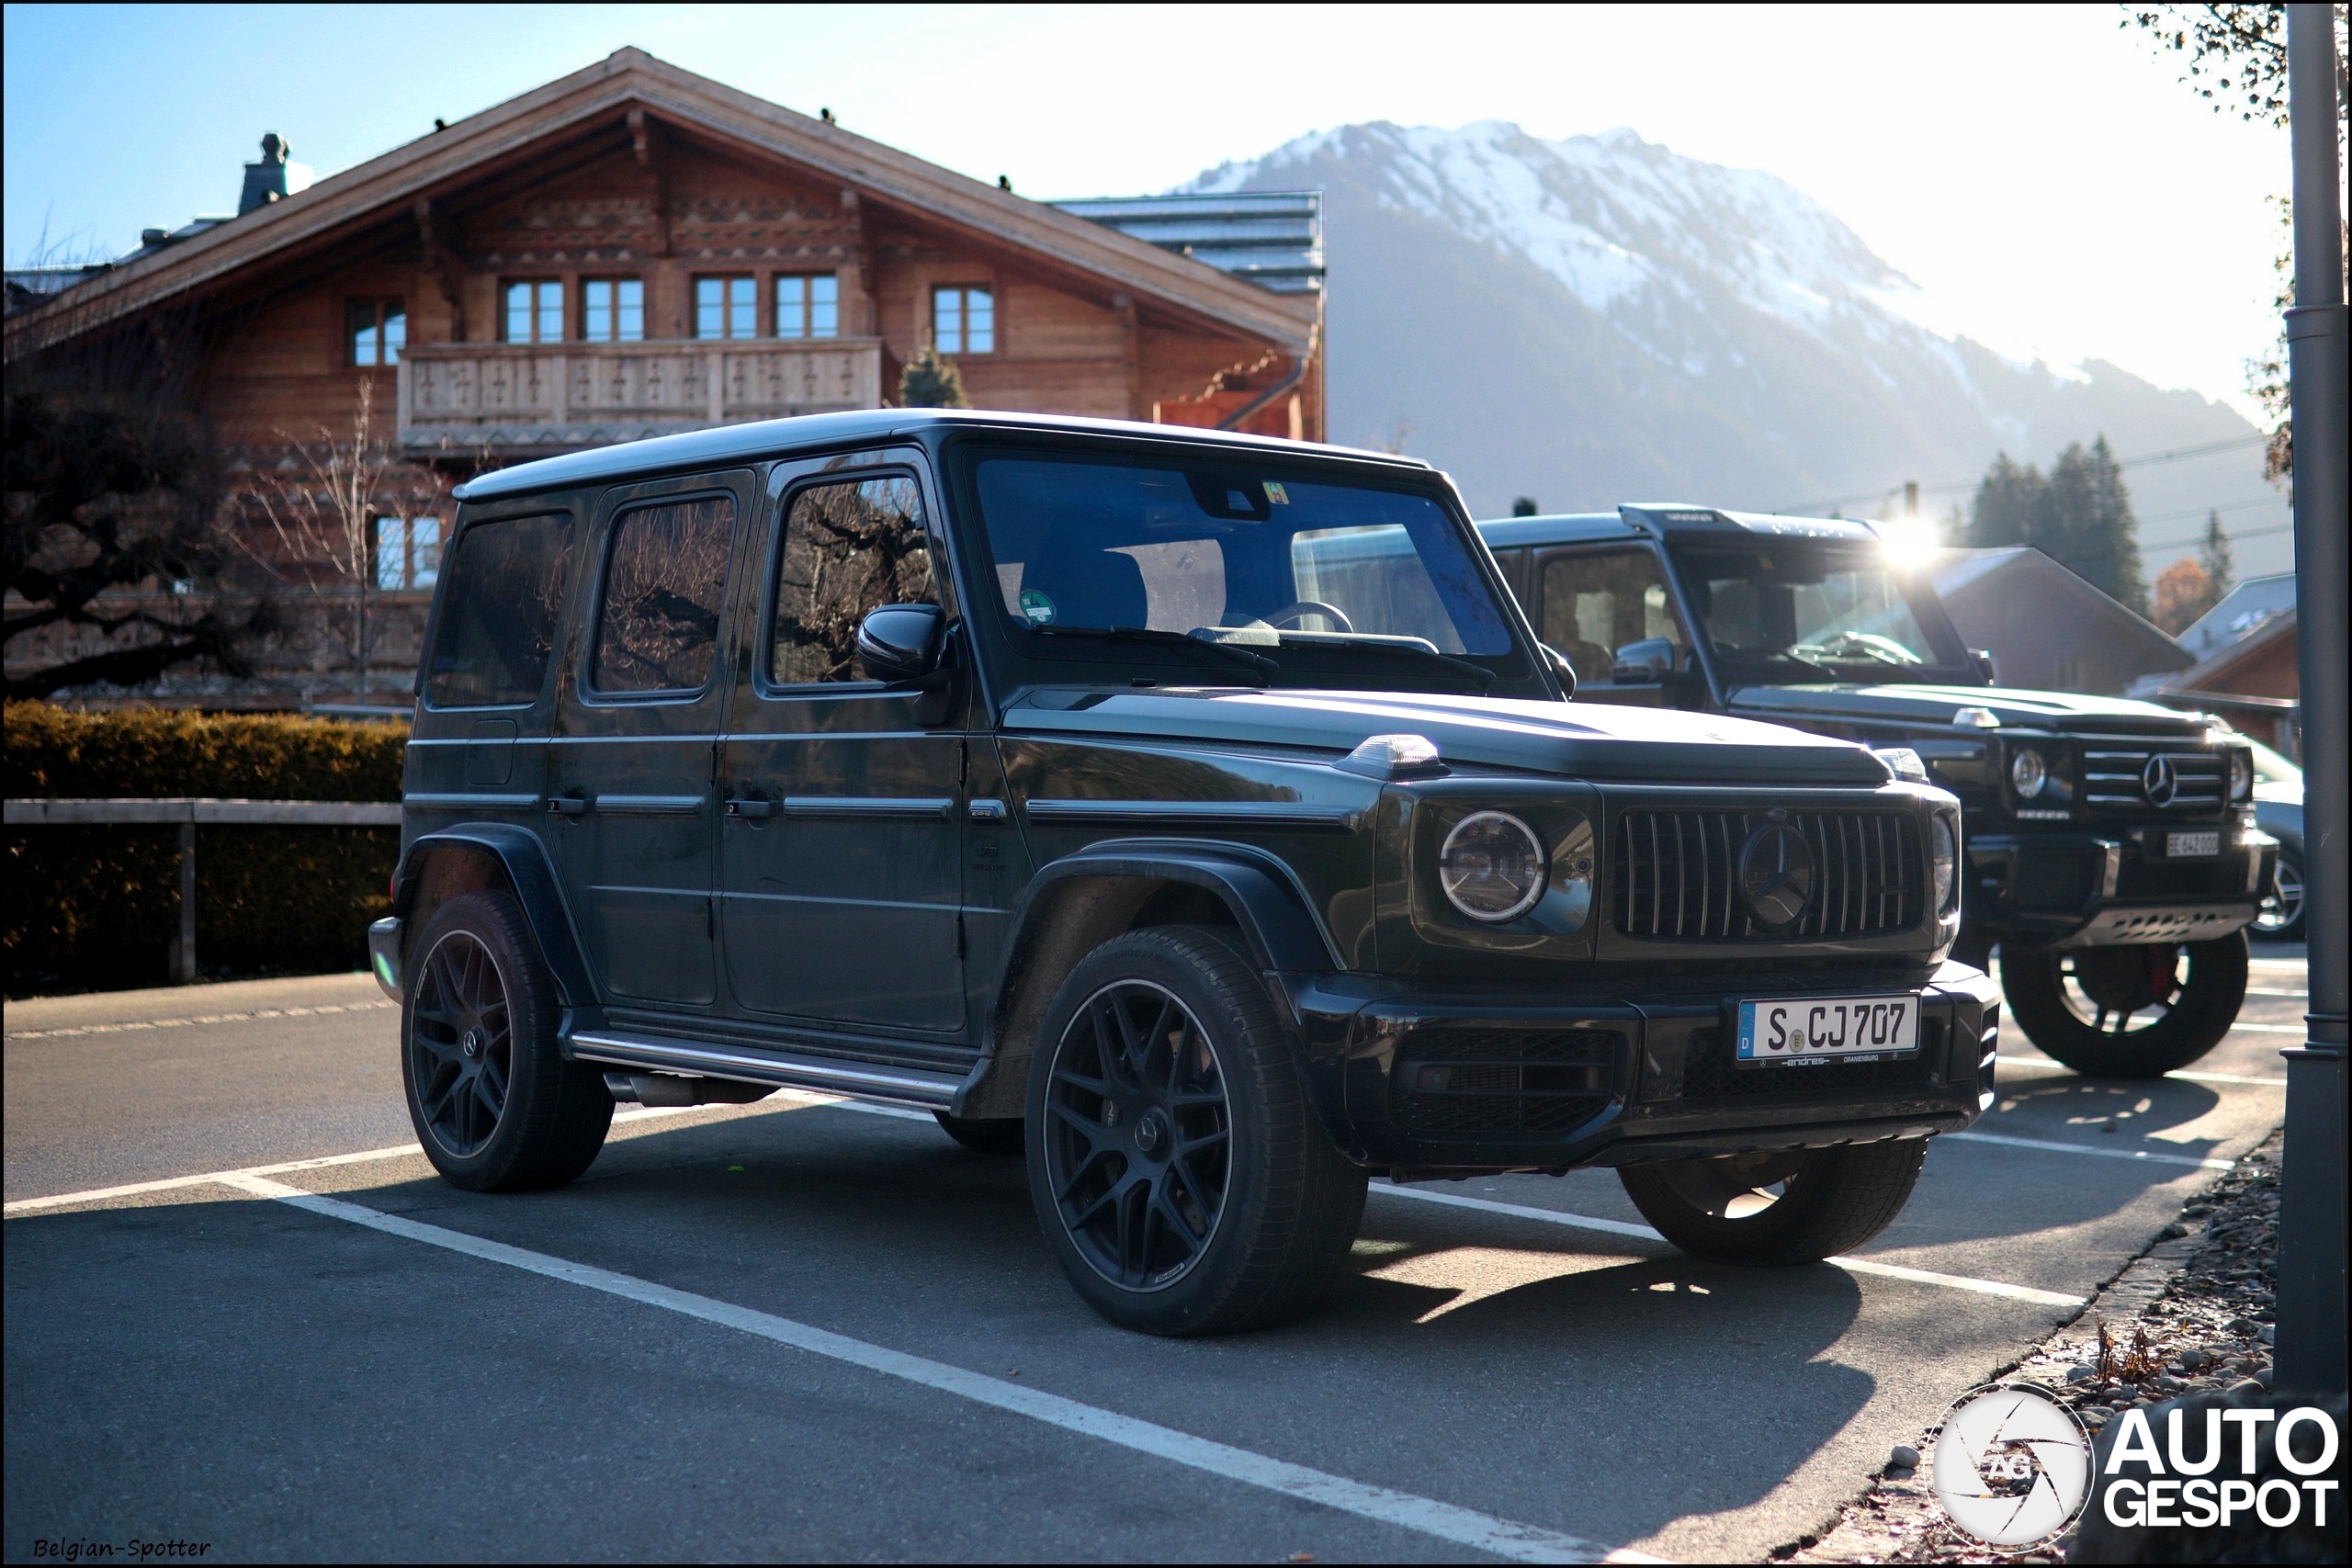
[219,1173,1651,1565]
[1944,1130,2233,1169]
[5,999,398,1041]
[1371,1186,2086,1307]
[2225,1022,2308,1035]
[1995,1061,2290,1088]
[1,1098,826,1215]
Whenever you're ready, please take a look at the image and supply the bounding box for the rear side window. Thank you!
[769,477,935,685]
[590,494,737,694]
[424,513,571,708]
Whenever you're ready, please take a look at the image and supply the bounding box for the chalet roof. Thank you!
[5,48,1316,361]
[2165,604,2298,699]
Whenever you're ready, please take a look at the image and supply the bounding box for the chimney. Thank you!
[238,132,313,215]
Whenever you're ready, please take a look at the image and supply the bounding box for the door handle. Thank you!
[548,795,589,817]
[725,796,776,821]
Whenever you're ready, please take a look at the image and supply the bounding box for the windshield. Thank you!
[1672,545,1967,680]
[966,451,1528,690]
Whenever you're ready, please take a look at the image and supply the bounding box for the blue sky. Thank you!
[4,5,2291,423]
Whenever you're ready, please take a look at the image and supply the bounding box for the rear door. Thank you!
[546,470,754,1010]
[716,452,967,1034]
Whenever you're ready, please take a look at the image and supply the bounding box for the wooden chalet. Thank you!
[5,48,1323,707]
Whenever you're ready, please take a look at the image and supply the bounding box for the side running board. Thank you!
[567,1031,962,1111]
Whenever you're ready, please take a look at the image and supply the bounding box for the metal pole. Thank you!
[174,821,198,984]
[2273,0,2348,1400]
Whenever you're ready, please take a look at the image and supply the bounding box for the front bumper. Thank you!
[1275,960,1999,1173]
[1963,827,2275,948]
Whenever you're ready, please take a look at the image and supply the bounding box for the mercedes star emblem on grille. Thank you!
[1738,821,1815,931]
[2142,753,2180,807]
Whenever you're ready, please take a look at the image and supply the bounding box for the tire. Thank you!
[2255,847,2306,942]
[934,1111,1024,1156]
[1025,925,1366,1337]
[401,890,614,1191]
[2000,931,2248,1077]
[1618,1139,1929,1265]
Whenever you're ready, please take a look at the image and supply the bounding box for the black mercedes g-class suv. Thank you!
[1479,504,2275,1081]
[371,414,1992,1336]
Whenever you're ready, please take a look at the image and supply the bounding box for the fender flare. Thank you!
[394,824,596,1007]
[1008,837,1343,977]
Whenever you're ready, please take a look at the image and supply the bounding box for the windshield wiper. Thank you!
[1278,631,1497,690]
[1028,624,1276,684]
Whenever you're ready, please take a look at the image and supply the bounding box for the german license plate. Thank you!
[2166,830,2221,858]
[1736,994,1918,1067]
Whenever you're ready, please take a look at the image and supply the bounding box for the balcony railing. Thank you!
[396,338,885,454]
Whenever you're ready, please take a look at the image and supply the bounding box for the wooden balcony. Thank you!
[396,338,885,454]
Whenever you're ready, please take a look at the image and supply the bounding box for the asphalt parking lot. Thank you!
[5,944,2310,1563]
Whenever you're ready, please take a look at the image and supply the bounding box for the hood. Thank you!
[1006,687,1890,784]
[1725,683,2212,738]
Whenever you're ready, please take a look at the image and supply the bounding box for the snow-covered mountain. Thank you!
[1183,122,2261,530]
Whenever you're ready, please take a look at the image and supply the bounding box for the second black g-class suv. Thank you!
[1479,504,2275,1081]
[371,413,1991,1336]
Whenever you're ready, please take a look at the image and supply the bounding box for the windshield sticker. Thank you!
[1263,481,1290,505]
[1018,588,1057,626]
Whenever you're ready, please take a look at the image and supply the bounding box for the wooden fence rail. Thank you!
[5,798,401,983]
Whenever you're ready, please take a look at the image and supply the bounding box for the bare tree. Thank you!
[239,380,452,697]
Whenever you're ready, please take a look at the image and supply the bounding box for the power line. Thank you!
[2143,519,2296,553]
[1776,432,2271,516]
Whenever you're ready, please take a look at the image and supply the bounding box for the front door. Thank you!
[717,457,967,1034]
[1532,547,1698,707]
[547,472,752,1009]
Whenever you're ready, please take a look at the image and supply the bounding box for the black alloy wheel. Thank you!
[401,890,614,1190]
[1999,931,2248,1078]
[1619,1139,1930,1265]
[1025,926,1365,1336]
[1045,979,1233,1291]
[410,930,514,1158]
[2255,847,2306,942]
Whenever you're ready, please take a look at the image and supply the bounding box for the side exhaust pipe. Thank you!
[603,1072,776,1108]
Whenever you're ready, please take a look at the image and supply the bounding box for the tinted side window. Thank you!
[1539,549,1688,675]
[591,494,736,694]
[424,512,570,707]
[770,477,935,685]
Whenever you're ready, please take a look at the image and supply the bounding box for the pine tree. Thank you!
[899,348,967,409]
[1965,438,2146,614]
[2197,510,2234,597]
[1966,454,2041,547]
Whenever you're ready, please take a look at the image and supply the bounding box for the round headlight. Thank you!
[2009,746,2048,799]
[2229,749,2254,802]
[1931,816,1959,914]
[1440,811,1547,922]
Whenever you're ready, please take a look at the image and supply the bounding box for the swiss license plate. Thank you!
[1736,994,1918,1067]
[2166,830,2221,858]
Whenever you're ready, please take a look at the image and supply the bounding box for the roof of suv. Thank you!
[1476,503,1883,550]
[454,408,1430,503]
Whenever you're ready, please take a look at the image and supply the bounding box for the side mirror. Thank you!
[1540,643,1578,699]
[856,604,949,683]
[1969,649,1998,684]
[1611,637,1676,683]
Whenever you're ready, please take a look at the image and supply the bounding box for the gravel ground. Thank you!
[1789,1130,2290,1564]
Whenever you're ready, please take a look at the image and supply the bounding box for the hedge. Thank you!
[5,702,406,995]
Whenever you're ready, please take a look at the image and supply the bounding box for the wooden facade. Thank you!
[6,49,1321,455]
[5,49,1321,707]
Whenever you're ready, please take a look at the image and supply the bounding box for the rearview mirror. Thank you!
[856,604,949,683]
[1611,637,1676,683]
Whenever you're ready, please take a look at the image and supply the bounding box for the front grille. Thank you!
[1679,1022,1940,1101]
[1391,1029,1619,1139]
[1613,810,1921,940]
[2082,747,2226,814]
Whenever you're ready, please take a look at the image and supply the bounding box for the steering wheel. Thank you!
[1261,600,1354,633]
